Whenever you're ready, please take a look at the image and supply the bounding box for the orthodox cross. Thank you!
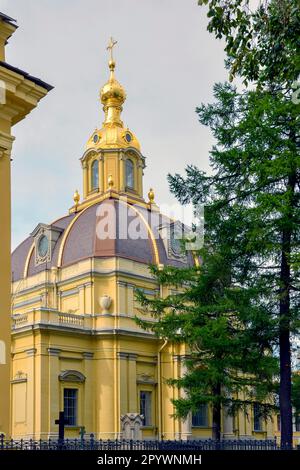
[55,411,69,441]
[107,37,117,62]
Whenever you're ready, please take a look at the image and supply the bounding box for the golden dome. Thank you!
[100,60,126,107]
[86,126,140,151]
[86,40,140,152]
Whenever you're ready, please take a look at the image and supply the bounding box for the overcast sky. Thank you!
[1,0,228,249]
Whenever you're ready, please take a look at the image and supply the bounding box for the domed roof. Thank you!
[12,199,194,282]
[100,61,126,105]
[86,126,141,151]
[85,55,140,152]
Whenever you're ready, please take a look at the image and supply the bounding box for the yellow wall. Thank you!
[0,15,50,436]
[10,253,291,441]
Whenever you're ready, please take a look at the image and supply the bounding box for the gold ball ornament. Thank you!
[148,188,155,204]
[73,189,80,211]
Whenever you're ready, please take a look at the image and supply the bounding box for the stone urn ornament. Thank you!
[99,294,112,314]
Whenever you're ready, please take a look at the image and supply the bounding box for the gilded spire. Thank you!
[100,37,126,127]
[86,39,140,151]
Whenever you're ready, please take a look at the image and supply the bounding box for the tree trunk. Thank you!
[279,324,292,448]
[212,383,221,441]
[279,164,297,449]
[279,228,293,449]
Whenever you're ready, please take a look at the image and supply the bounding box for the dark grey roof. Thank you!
[12,237,33,282]
[62,204,97,266]
[12,214,74,281]
[62,200,156,266]
[12,200,194,281]
[0,12,17,26]
[0,61,53,91]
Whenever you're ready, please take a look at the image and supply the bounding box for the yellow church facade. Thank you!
[0,12,52,437]
[10,40,284,442]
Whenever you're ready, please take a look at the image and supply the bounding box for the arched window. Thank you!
[91,160,99,191]
[126,159,134,189]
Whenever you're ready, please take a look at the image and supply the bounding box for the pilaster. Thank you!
[83,352,94,433]
[48,348,61,438]
[25,348,36,438]
[118,352,138,415]
[179,357,192,440]
[82,161,88,199]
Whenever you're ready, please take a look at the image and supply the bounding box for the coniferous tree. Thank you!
[168,83,300,447]
[192,0,300,447]
[292,373,300,416]
[136,249,278,441]
[137,0,299,446]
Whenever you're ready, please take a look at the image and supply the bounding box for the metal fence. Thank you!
[0,435,291,451]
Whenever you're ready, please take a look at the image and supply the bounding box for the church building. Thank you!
[11,41,276,441]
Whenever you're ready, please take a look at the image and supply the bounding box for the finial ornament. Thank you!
[108,174,114,189]
[148,188,155,204]
[107,37,118,70]
[100,37,127,128]
[73,189,80,212]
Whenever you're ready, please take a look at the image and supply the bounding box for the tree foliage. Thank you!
[136,249,278,440]
[198,0,300,87]
[168,80,299,445]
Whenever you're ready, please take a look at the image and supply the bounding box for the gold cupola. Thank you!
[86,38,140,151]
[100,58,126,127]
[78,38,146,208]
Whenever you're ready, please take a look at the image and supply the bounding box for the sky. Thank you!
[1,0,228,249]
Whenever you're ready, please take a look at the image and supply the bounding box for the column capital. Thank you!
[47,348,61,356]
[117,352,138,361]
[82,352,94,359]
[173,354,190,362]
[25,348,37,357]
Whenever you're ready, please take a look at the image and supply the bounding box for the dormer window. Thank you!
[31,223,63,266]
[91,160,99,191]
[125,159,134,189]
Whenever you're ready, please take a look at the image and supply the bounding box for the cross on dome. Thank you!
[107,37,117,63]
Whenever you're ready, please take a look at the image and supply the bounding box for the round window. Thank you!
[38,235,49,258]
[125,133,132,143]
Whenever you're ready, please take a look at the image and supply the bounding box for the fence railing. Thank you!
[0,435,292,451]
